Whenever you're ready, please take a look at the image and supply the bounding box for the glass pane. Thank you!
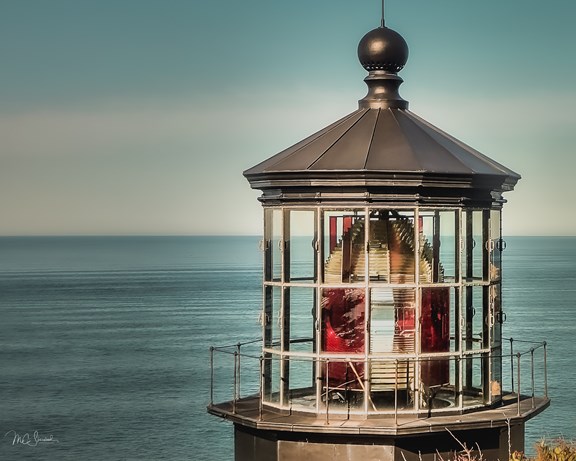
[321,288,365,354]
[321,288,365,399]
[420,357,458,411]
[463,286,485,351]
[288,355,315,409]
[490,209,502,282]
[371,357,415,412]
[286,285,315,403]
[421,287,451,354]
[463,354,485,407]
[288,287,315,345]
[491,346,503,402]
[323,210,365,283]
[288,210,316,283]
[263,353,281,404]
[271,209,283,282]
[322,359,365,412]
[490,284,502,348]
[462,210,485,281]
[264,286,282,349]
[450,288,458,353]
[368,210,416,284]
[420,210,457,283]
[370,287,416,355]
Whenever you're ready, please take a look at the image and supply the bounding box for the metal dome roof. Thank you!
[243,26,520,205]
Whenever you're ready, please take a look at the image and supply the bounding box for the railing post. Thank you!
[236,343,241,400]
[530,348,535,408]
[233,351,238,414]
[209,346,215,406]
[516,352,521,417]
[259,356,264,421]
[543,341,548,398]
[510,338,515,392]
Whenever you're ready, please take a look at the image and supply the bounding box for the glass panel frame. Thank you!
[462,285,486,351]
[264,208,283,282]
[490,209,502,282]
[263,352,281,404]
[419,210,458,283]
[263,285,282,350]
[462,210,486,282]
[322,209,366,284]
[368,210,417,284]
[287,209,317,284]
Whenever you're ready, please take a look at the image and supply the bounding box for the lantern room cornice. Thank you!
[244,107,520,201]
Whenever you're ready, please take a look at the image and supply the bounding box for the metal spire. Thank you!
[381,0,385,27]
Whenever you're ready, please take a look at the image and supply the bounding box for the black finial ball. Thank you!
[358,26,409,72]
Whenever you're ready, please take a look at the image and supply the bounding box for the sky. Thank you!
[1,0,575,236]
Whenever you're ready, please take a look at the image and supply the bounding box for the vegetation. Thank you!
[422,430,576,461]
[436,439,576,461]
[513,440,576,461]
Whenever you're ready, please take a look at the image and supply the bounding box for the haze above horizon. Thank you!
[2,1,575,237]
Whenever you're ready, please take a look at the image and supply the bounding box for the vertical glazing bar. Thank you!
[516,352,521,417]
[233,351,238,414]
[364,208,370,417]
[510,338,515,391]
[316,208,323,414]
[325,359,330,425]
[544,342,548,398]
[259,356,264,421]
[414,208,421,413]
[210,347,214,406]
[394,359,398,426]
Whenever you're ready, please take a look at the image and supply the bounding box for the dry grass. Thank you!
[429,435,576,461]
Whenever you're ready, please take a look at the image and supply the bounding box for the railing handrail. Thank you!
[209,338,548,419]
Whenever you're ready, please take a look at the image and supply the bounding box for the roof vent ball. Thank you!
[358,26,409,72]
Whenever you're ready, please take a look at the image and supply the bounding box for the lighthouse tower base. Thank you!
[234,423,526,461]
[207,394,549,461]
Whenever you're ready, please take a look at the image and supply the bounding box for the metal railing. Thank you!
[208,337,548,420]
[503,337,548,416]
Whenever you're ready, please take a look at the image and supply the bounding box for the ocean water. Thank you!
[0,236,574,460]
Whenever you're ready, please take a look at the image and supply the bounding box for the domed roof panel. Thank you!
[364,109,421,171]
[245,107,519,183]
[405,110,520,179]
[309,109,377,170]
[392,110,472,174]
[244,109,365,174]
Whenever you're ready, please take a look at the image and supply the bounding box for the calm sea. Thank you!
[0,236,574,460]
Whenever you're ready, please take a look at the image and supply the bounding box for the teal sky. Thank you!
[1,1,575,236]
